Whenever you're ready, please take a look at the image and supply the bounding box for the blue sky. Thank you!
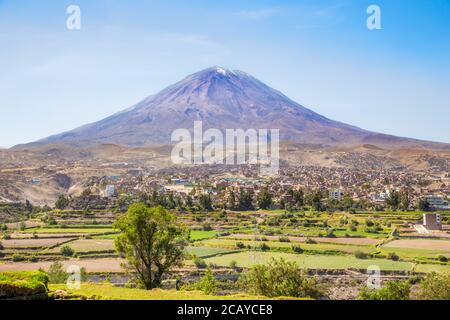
[0,0,449,147]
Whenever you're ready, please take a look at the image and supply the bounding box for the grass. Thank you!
[0,271,49,298]
[202,251,413,271]
[413,263,450,273]
[190,230,217,241]
[48,283,269,300]
[185,246,233,258]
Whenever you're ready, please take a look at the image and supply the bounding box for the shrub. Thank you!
[239,258,324,299]
[202,223,213,231]
[279,236,290,243]
[47,261,68,284]
[236,241,245,249]
[354,250,369,259]
[12,254,26,262]
[60,245,74,257]
[325,229,336,238]
[0,241,3,250]
[292,245,304,254]
[194,269,218,295]
[259,243,270,251]
[305,238,317,244]
[229,260,238,269]
[416,272,450,300]
[438,255,448,263]
[388,252,400,261]
[28,255,39,262]
[358,281,410,300]
[193,257,207,269]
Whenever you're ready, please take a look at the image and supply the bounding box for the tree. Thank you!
[385,190,400,211]
[25,200,33,213]
[113,204,188,289]
[399,191,410,211]
[418,198,431,212]
[238,191,254,211]
[415,272,450,300]
[358,280,410,300]
[227,190,237,210]
[308,190,323,212]
[239,258,324,299]
[257,187,272,210]
[54,195,70,210]
[199,194,213,211]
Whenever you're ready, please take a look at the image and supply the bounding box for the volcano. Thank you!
[16,66,449,150]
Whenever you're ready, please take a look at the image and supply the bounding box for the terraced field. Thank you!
[203,251,413,271]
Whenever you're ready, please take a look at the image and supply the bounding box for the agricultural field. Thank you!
[1,208,449,300]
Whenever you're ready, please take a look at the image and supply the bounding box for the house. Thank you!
[423,213,442,230]
[105,185,116,198]
[329,189,343,201]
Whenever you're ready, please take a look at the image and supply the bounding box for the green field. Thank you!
[185,246,233,258]
[48,283,270,300]
[203,251,413,271]
[190,230,217,241]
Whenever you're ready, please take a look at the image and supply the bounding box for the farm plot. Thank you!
[1,237,76,249]
[49,239,115,253]
[224,234,381,246]
[25,227,116,234]
[0,258,125,273]
[190,230,217,241]
[203,251,413,271]
[200,239,375,255]
[383,239,450,251]
[185,246,234,258]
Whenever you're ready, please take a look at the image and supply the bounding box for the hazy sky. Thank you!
[0,0,449,147]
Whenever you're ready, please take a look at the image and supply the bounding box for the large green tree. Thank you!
[257,187,272,210]
[113,204,188,289]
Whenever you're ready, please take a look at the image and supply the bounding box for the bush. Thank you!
[438,255,448,263]
[60,245,75,257]
[279,236,290,243]
[259,243,270,251]
[236,242,245,249]
[416,272,450,300]
[292,245,304,254]
[0,271,49,299]
[47,261,68,284]
[358,281,410,300]
[305,238,317,244]
[239,258,324,299]
[388,252,400,261]
[354,250,369,259]
[193,257,207,269]
[194,268,217,295]
[229,260,238,269]
[12,254,26,262]
[325,229,336,238]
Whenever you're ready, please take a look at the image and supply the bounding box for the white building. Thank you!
[425,195,447,209]
[329,189,343,201]
[105,185,116,198]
